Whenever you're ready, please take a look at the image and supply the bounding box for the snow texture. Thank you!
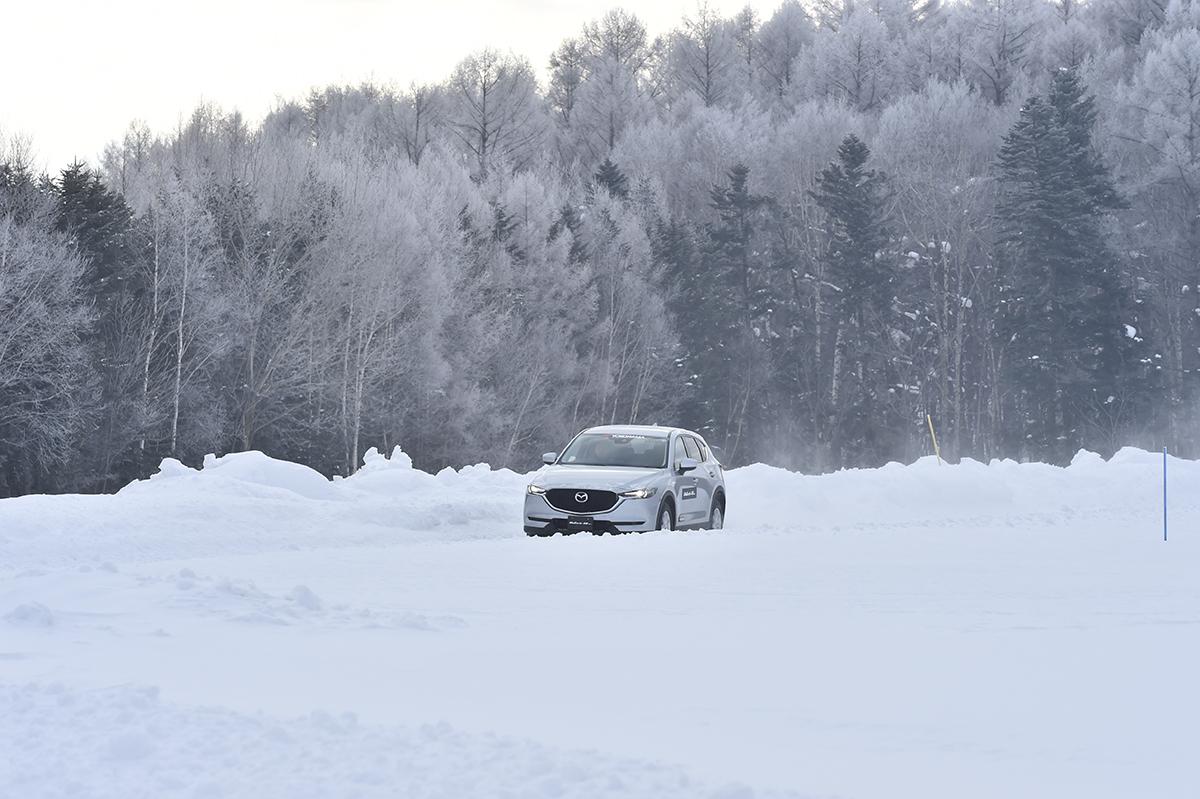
[1,446,1197,798]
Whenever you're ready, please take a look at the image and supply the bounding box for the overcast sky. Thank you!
[2,0,778,173]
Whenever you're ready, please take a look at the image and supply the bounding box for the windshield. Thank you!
[558,433,669,469]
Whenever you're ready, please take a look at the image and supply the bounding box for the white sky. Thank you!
[2,0,779,173]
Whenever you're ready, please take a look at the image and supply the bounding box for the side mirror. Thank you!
[678,457,699,473]
[542,452,558,465]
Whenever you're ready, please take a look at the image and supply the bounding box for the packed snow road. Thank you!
[1,447,1197,798]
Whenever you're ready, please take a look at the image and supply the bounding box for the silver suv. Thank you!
[524,425,726,536]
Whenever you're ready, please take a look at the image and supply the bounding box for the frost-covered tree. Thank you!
[801,9,898,111]
[964,0,1046,105]
[549,11,658,163]
[669,3,739,108]
[155,172,231,460]
[447,50,545,179]
[0,212,95,495]
[756,1,815,100]
[393,84,444,167]
[1118,23,1200,445]
[876,80,1011,459]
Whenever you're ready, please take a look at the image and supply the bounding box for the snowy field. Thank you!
[1,446,1197,799]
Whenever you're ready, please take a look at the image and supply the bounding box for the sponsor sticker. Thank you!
[681,486,697,499]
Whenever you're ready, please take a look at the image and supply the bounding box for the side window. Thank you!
[682,436,701,461]
[694,439,709,462]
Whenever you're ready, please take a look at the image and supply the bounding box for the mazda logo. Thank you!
[575,491,589,503]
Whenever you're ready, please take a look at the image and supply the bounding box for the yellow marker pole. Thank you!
[926,414,943,465]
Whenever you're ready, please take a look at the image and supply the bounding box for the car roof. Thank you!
[582,424,693,439]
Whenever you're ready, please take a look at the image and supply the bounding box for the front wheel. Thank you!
[655,500,676,531]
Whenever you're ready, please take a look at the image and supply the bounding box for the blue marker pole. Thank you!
[1163,447,1168,543]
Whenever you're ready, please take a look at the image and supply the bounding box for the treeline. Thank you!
[2,0,1199,496]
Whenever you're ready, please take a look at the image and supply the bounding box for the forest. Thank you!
[2,0,1199,496]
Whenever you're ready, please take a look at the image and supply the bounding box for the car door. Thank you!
[676,435,707,525]
[684,436,718,521]
[693,436,722,488]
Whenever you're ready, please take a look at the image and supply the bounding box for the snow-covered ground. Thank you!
[2,446,1196,798]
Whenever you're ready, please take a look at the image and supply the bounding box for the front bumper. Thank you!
[523,492,658,535]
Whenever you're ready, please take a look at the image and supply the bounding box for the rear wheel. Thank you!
[655,500,676,531]
[709,501,724,530]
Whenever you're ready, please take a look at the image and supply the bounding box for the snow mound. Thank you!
[120,450,340,502]
[201,451,340,500]
[4,602,55,627]
[360,445,413,471]
[287,584,323,611]
[344,445,438,495]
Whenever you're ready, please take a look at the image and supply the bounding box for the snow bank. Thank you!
[0,447,526,571]
[0,446,1190,572]
[729,446,1188,533]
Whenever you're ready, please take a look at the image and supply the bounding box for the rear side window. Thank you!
[682,436,701,460]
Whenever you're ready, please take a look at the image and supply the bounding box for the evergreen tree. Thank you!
[593,157,630,199]
[709,165,771,328]
[655,219,705,430]
[491,202,526,265]
[52,162,139,490]
[549,203,588,264]
[810,135,899,466]
[995,68,1136,463]
[1048,69,1124,214]
[54,162,135,301]
[682,164,771,459]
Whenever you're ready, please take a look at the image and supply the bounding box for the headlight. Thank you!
[619,487,657,499]
[527,484,547,495]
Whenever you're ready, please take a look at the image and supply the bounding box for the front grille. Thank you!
[545,488,619,514]
[527,518,645,535]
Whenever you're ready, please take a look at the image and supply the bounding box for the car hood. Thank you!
[533,465,660,492]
